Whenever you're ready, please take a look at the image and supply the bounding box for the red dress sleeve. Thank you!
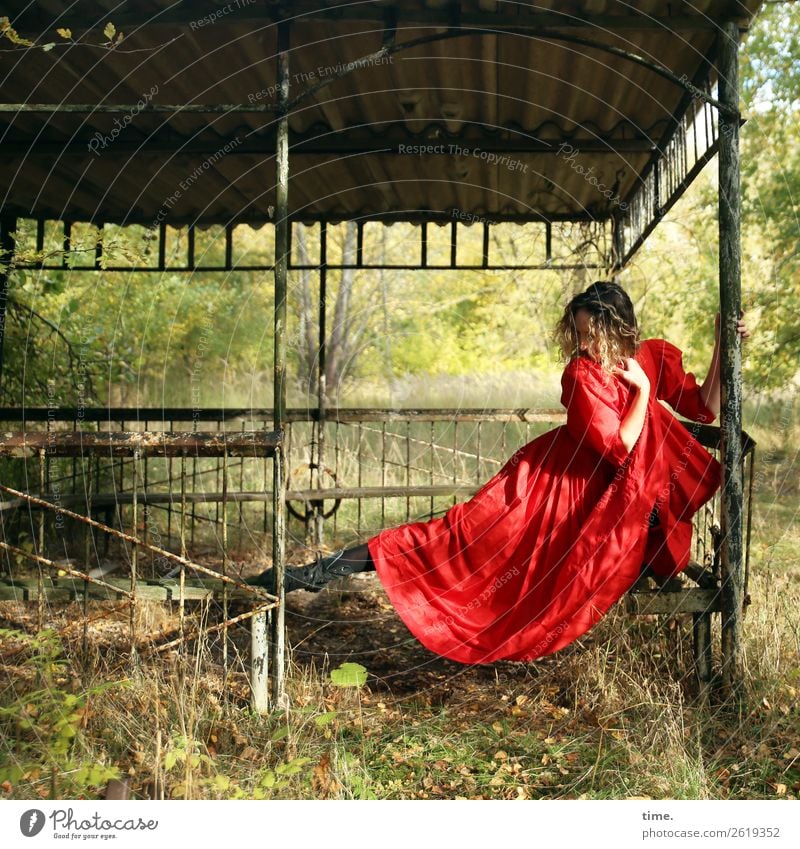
[645,339,716,423]
[560,357,631,466]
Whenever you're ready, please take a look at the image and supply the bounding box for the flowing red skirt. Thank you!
[368,418,714,664]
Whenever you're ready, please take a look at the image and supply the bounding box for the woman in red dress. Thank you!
[251,282,749,664]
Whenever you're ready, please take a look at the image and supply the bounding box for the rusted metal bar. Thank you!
[0,430,280,457]
[717,20,744,700]
[1,491,281,511]
[62,222,71,269]
[37,450,46,632]
[131,450,139,659]
[357,422,363,531]
[222,450,229,675]
[83,459,92,654]
[17,259,604,272]
[0,406,565,423]
[225,224,233,269]
[429,421,435,519]
[356,221,364,267]
[314,221,328,547]
[179,455,187,643]
[744,447,755,610]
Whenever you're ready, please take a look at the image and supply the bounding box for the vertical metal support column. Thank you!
[611,210,624,274]
[265,18,291,711]
[0,216,18,400]
[693,612,712,703]
[717,21,744,698]
[313,222,328,547]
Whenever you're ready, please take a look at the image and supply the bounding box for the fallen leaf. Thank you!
[312,753,337,798]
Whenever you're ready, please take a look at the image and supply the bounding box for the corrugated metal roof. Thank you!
[0,1,763,226]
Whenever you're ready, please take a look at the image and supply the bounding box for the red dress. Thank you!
[367,339,720,664]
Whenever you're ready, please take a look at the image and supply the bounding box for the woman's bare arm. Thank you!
[613,358,651,453]
[699,315,751,417]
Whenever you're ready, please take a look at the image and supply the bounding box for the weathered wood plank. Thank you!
[624,588,722,615]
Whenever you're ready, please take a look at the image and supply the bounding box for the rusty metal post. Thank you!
[313,221,328,547]
[264,18,291,712]
[0,216,17,402]
[717,21,744,699]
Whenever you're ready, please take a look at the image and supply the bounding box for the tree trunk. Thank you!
[325,221,358,397]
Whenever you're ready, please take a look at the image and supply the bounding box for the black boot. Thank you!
[247,545,375,594]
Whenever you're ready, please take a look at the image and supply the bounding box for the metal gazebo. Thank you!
[0,0,759,708]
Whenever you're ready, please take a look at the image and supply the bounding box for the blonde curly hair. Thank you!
[555,282,640,373]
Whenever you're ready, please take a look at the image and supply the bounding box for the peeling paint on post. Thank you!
[267,18,291,710]
[250,605,269,713]
[717,21,744,699]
